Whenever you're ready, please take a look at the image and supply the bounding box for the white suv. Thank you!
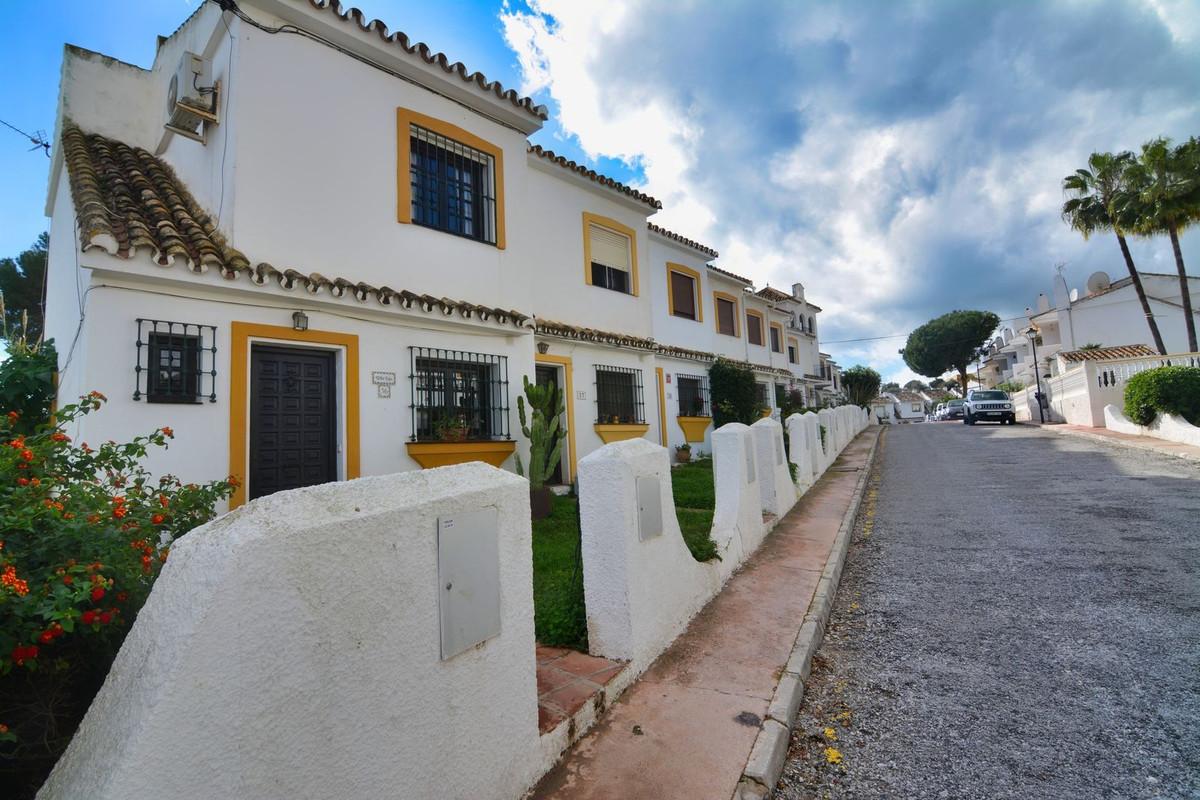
[963,389,1016,425]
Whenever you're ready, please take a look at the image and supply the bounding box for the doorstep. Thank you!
[536,645,632,738]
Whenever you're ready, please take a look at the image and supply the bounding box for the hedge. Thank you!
[1123,366,1200,427]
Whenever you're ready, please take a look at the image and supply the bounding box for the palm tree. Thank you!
[1121,137,1199,352]
[1062,152,1168,354]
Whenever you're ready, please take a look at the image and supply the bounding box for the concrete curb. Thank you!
[1025,421,1200,464]
[733,427,884,800]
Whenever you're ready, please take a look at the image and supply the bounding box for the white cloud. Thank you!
[500,0,1200,379]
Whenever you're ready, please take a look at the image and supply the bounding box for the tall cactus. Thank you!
[514,376,566,490]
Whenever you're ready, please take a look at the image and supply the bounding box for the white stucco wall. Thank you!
[712,422,767,557]
[54,262,533,499]
[785,412,815,488]
[1105,404,1200,446]
[39,462,546,800]
[752,417,797,517]
[578,424,766,671]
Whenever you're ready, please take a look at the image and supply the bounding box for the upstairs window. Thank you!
[410,123,497,245]
[787,342,798,364]
[409,348,510,442]
[769,324,783,353]
[134,319,217,404]
[746,311,765,346]
[668,264,702,321]
[676,373,711,417]
[589,223,633,294]
[595,365,645,424]
[715,294,739,337]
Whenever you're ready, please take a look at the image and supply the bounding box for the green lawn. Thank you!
[531,460,719,649]
[531,496,588,650]
[672,458,719,562]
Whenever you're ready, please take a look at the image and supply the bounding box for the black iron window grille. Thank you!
[787,344,797,363]
[676,373,711,417]
[409,347,510,442]
[410,123,497,245]
[134,319,217,403]
[595,365,644,424]
[756,382,769,407]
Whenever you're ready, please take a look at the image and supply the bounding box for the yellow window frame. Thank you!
[746,308,766,346]
[713,291,741,337]
[396,107,507,250]
[769,322,785,353]
[666,262,703,322]
[582,212,639,297]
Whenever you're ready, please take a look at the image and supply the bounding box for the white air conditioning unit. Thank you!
[165,51,217,142]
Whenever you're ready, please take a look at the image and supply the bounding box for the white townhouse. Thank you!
[979,268,1200,388]
[43,0,835,506]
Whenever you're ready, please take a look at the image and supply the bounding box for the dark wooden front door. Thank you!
[535,365,564,485]
[249,345,338,501]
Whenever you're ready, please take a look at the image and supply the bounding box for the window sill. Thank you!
[593,423,650,444]
[405,440,516,469]
[676,416,712,442]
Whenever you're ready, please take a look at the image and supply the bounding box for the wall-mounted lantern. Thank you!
[291,311,309,332]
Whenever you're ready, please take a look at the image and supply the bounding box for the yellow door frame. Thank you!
[228,321,361,508]
[534,353,576,483]
[655,367,668,446]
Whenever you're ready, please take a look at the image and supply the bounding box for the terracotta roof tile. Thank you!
[706,264,754,286]
[528,145,661,209]
[646,223,718,258]
[305,0,547,122]
[755,286,793,303]
[1059,344,1157,362]
[534,319,793,376]
[62,124,529,329]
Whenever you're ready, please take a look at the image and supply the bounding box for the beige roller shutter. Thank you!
[589,224,631,270]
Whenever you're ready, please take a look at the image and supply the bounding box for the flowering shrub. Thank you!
[0,392,234,793]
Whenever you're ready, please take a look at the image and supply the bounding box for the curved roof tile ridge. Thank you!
[61,123,530,330]
[646,222,718,258]
[307,0,548,121]
[528,144,662,209]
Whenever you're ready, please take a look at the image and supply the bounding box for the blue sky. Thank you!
[2,0,1198,381]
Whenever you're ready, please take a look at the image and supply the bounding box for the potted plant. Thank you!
[433,412,470,442]
[515,377,566,520]
[675,443,692,463]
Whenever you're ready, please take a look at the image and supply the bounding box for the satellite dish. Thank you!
[1086,271,1111,295]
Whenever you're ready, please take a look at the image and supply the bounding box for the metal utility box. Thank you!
[437,508,501,660]
[637,475,663,541]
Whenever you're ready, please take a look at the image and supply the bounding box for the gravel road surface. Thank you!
[777,422,1200,800]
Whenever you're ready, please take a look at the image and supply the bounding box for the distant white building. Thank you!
[979,269,1200,389]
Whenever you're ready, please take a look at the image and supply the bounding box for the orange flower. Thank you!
[50,432,70,443]
[112,507,127,519]
[30,477,40,487]
[1,566,29,596]
[89,390,107,402]
[20,449,33,462]
[151,514,165,525]
[16,478,28,487]
[158,495,169,508]
[161,426,174,438]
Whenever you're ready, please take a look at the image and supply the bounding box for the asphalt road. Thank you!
[777,422,1200,800]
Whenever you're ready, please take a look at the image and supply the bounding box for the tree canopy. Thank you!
[902,310,999,394]
[841,365,882,408]
[0,233,48,343]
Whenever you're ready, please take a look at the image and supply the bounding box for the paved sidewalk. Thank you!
[1024,421,1200,462]
[530,430,880,800]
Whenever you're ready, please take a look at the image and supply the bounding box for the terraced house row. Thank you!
[44,0,841,506]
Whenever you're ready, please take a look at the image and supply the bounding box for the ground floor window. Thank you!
[756,381,770,408]
[134,319,217,403]
[676,373,711,417]
[595,365,645,424]
[410,347,510,441]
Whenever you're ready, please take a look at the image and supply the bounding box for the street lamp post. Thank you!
[1024,325,1045,424]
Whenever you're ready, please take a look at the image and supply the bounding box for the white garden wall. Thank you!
[39,463,547,800]
[752,417,797,517]
[579,407,867,673]
[1104,404,1200,447]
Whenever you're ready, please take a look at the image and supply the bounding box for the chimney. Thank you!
[791,282,805,301]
